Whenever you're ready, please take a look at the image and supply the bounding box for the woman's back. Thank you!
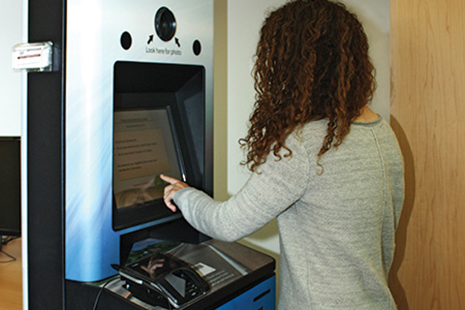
[277,117,404,309]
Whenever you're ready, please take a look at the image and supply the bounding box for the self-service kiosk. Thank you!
[23,1,275,309]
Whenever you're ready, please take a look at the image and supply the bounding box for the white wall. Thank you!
[227,0,289,255]
[227,0,390,256]
[0,1,23,136]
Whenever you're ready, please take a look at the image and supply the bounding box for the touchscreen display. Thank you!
[113,108,184,209]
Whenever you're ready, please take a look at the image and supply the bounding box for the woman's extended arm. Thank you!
[161,134,311,242]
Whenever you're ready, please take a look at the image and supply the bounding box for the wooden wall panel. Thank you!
[389,0,465,309]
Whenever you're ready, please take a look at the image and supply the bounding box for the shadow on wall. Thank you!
[388,115,415,310]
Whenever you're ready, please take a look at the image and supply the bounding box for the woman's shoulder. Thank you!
[294,119,329,138]
[289,120,328,153]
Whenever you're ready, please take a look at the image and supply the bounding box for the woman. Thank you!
[161,0,404,309]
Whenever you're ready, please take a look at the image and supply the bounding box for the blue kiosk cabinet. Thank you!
[24,0,275,309]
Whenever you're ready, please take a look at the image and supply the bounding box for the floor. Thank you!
[0,237,22,310]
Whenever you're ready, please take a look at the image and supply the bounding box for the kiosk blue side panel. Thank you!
[216,276,276,310]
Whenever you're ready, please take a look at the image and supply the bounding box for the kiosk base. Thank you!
[66,240,276,310]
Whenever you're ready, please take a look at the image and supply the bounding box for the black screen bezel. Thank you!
[112,61,206,232]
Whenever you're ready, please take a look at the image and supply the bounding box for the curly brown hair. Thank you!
[240,0,375,172]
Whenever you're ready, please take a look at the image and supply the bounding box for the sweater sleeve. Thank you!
[173,134,311,242]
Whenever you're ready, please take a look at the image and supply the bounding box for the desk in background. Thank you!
[0,237,22,310]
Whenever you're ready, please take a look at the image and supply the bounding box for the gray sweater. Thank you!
[174,117,404,310]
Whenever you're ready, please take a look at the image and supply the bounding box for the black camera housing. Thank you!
[155,7,177,42]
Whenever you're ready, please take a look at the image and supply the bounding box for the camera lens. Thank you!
[155,7,176,42]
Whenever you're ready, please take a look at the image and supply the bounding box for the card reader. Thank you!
[120,253,210,308]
